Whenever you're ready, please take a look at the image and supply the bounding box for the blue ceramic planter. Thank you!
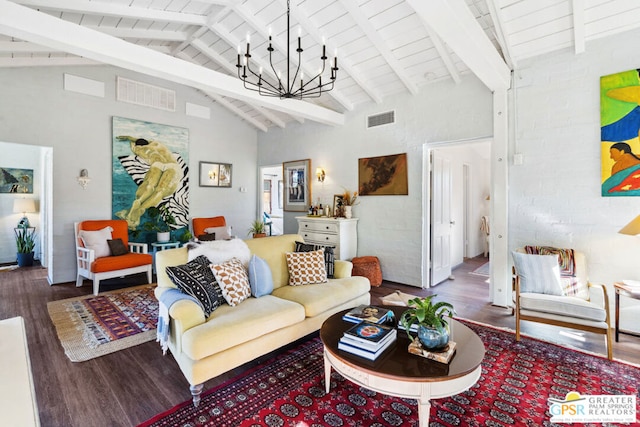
[417,324,449,350]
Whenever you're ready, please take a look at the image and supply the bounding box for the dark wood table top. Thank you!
[320,306,485,382]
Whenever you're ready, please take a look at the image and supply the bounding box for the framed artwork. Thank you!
[358,153,408,196]
[333,194,344,217]
[0,167,33,193]
[199,162,232,188]
[601,69,640,196]
[112,116,189,242]
[283,159,311,211]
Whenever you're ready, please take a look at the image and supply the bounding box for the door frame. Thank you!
[422,137,492,289]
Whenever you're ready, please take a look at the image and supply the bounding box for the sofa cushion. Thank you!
[285,250,327,286]
[295,241,335,278]
[512,252,564,296]
[248,255,274,297]
[91,252,152,273]
[272,276,370,318]
[519,292,607,322]
[165,255,224,317]
[210,258,251,306]
[203,226,231,240]
[107,238,128,256]
[181,295,305,360]
[78,226,113,258]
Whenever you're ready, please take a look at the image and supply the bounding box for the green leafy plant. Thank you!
[399,295,455,340]
[15,227,36,254]
[142,205,176,233]
[179,229,193,243]
[247,219,266,236]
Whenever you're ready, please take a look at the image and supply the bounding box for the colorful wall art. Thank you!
[601,69,640,196]
[358,153,408,196]
[0,168,33,193]
[112,116,189,242]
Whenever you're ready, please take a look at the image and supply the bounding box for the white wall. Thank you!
[510,27,640,327]
[258,75,493,285]
[0,65,258,283]
[0,142,43,263]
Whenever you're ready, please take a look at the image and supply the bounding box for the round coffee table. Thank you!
[320,306,485,427]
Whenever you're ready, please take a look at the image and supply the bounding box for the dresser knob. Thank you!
[304,224,308,228]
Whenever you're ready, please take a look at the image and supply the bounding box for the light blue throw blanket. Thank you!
[157,289,204,355]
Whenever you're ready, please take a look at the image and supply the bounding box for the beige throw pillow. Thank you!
[78,226,113,258]
[210,258,251,306]
[285,249,328,286]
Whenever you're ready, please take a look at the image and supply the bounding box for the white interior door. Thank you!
[430,150,453,286]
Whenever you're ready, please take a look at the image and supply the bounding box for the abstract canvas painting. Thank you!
[601,69,640,196]
[112,116,189,242]
[358,153,408,196]
[0,167,33,193]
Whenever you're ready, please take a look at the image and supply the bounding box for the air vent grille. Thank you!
[367,110,395,128]
[117,76,176,112]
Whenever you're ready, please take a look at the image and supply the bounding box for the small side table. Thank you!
[613,282,640,342]
[151,241,181,273]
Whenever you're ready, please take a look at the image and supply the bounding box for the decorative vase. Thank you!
[344,205,353,219]
[417,324,449,350]
[17,252,34,267]
[156,231,170,243]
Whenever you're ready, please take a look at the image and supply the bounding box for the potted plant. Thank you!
[142,205,176,242]
[399,295,455,350]
[15,227,36,267]
[248,220,266,238]
[341,189,358,219]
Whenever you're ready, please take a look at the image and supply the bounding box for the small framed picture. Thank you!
[333,194,344,217]
[199,161,232,188]
[283,159,311,211]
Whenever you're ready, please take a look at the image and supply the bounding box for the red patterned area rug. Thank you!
[48,284,158,362]
[139,320,640,427]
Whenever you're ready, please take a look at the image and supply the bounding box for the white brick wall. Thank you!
[511,27,640,323]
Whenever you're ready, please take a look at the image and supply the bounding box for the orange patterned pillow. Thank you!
[285,249,328,286]
[210,258,251,306]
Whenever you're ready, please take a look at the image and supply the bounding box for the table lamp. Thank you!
[619,214,640,236]
[13,198,36,229]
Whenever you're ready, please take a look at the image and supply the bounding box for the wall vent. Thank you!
[367,110,395,129]
[117,76,176,112]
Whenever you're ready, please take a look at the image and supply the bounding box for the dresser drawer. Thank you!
[298,220,339,234]
[300,231,339,246]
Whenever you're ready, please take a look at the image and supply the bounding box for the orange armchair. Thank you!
[75,220,153,295]
[192,216,228,239]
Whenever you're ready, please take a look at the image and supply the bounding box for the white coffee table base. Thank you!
[324,349,481,427]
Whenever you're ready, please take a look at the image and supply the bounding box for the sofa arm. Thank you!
[154,287,206,333]
[587,282,610,312]
[334,260,353,278]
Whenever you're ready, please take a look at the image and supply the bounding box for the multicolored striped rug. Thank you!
[47,284,158,362]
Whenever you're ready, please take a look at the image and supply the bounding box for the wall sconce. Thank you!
[77,169,91,190]
[316,167,326,182]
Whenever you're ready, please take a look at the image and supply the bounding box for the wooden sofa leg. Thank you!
[190,384,204,407]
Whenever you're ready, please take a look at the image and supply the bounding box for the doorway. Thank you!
[259,165,283,235]
[424,139,491,288]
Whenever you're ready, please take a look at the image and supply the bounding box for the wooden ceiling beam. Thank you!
[407,0,511,91]
[572,0,586,54]
[486,0,515,69]
[0,0,344,126]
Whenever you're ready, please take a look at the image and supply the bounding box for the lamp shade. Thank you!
[13,198,36,214]
[618,214,640,236]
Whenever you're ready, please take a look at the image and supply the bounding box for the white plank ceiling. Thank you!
[0,0,639,131]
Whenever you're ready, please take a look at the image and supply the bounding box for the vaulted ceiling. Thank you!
[1,0,639,132]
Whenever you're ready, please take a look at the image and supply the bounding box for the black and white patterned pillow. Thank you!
[295,241,335,278]
[165,255,225,317]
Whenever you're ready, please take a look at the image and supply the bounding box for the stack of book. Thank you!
[338,321,397,360]
[342,305,393,324]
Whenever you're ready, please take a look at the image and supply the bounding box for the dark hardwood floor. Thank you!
[1,256,638,426]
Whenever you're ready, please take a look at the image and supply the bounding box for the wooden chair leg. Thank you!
[605,328,613,360]
[515,311,521,341]
[93,279,100,296]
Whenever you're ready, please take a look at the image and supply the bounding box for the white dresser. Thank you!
[296,216,358,260]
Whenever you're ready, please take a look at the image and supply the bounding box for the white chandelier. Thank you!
[236,0,338,99]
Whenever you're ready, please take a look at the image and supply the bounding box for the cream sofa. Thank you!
[154,234,371,405]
